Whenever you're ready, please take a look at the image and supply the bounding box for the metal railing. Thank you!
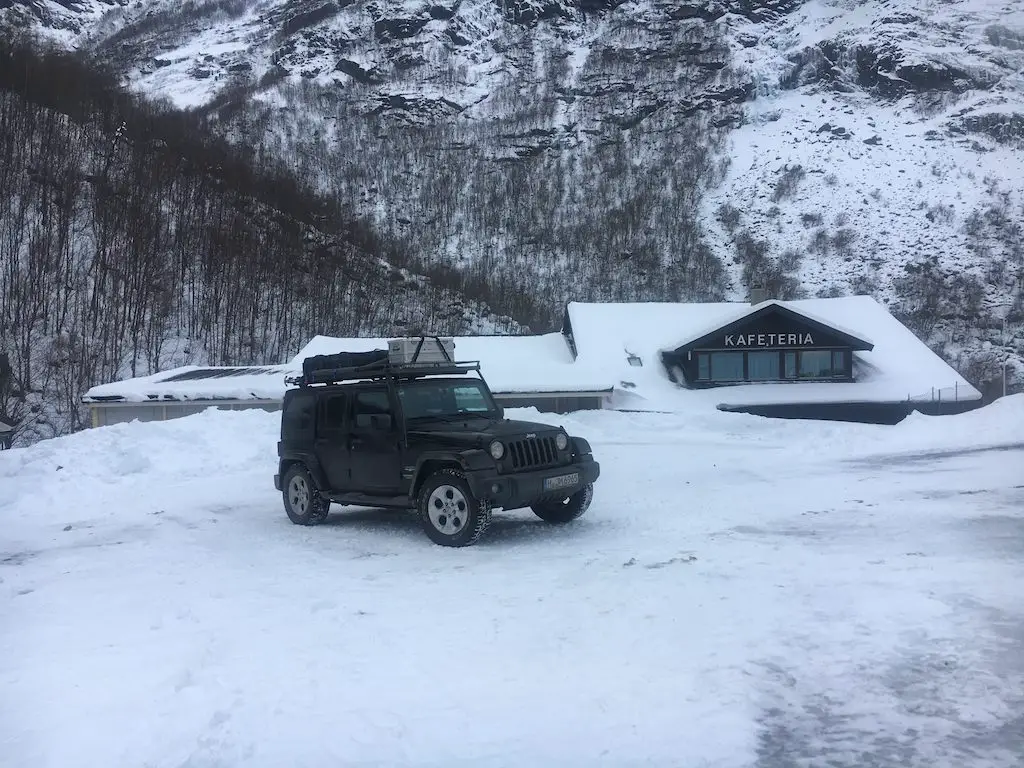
[906,383,966,403]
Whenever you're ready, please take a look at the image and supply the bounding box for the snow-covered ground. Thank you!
[2,398,1023,766]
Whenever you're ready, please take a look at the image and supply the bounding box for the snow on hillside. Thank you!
[704,0,1024,383]
[6,0,1023,394]
[2,399,1023,766]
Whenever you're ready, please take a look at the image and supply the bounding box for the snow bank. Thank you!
[3,391,1022,768]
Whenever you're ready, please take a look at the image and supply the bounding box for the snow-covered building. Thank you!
[83,333,616,427]
[83,295,983,426]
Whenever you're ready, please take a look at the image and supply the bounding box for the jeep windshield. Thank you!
[397,379,499,421]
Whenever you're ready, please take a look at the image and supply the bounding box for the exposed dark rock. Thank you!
[615,101,665,130]
[958,112,1024,147]
[446,26,471,46]
[722,0,803,22]
[666,3,721,21]
[428,3,459,20]
[335,58,381,84]
[370,93,463,124]
[498,0,568,24]
[279,2,340,38]
[373,17,429,41]
[880,13,921,24]
[863,135,881,145]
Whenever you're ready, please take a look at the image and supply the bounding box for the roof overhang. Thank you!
[664,300,874,354]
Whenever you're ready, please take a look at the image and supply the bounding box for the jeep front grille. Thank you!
[508,436,560,470]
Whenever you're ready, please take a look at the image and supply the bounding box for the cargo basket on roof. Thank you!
[286,336,479,387]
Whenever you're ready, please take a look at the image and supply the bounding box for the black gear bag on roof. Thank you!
[302,349,388,381]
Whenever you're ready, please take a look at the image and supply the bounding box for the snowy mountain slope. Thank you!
[704,0,1024,390]
[2,401,1024,766]
[3,0,1022,394]
[0,0,126,36]
[11,0,750,311]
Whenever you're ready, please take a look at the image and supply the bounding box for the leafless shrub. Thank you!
[831,227,856,255]
[717,202,742,233]
[771,164,806,202]
[926,203,955,224]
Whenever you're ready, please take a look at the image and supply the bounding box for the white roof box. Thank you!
[387,336,455,365]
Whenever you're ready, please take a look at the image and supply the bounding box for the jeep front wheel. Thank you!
[417,468,491,547]
[532,483,593,524]
[283,465,330,526]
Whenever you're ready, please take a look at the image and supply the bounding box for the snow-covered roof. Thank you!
[83,365,296,403]
[664,298,874,351]
[84,297,982,410]
[565,296,982,410]
[292,333,614,394]
[83,333,614,403]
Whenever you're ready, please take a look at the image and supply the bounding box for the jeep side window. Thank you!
[283,392,316,439]
[353,390,393,430]
[321,394,348,431]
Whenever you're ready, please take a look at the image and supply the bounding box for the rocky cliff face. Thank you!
[4,0,1022,393]
[703,0,1024,397]
[0,0,127,34]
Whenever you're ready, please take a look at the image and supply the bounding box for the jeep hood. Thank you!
[406,418,563,447]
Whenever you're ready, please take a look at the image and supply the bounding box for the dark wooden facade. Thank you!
[662,303,874,388]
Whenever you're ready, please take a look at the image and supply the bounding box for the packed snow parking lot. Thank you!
[2,399,1023,767]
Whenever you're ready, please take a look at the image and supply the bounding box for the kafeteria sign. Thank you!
[723,332,814,348]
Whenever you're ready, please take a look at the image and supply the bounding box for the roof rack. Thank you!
[286,335,482,388]
[287,360,481,387]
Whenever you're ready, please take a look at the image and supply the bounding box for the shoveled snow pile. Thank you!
[2,398,1023,766]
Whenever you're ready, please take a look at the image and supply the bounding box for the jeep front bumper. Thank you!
[464,455,600,510]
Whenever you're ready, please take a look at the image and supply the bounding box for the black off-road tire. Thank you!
[417,468,492,547]
[282,464,330,526]
[531,483,594,524]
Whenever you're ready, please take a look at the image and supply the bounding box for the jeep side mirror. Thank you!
[494,405,504,420]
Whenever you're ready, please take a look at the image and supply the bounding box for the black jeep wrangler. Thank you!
[274,337,601,547]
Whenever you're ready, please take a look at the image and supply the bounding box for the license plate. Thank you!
[544,472,579,491]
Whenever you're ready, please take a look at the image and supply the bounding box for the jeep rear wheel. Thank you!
[283,465,330,526]
[532,483,593,524]
[417,468,491,547]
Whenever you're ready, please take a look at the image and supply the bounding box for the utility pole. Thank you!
[1003,314,1008,398]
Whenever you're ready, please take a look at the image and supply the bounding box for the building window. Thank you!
[710,351,744,381]
[748,351,780,381]
[832,350,845,374]
[798,350,847,378]
[693,348,849,385]
[698,354,710,381]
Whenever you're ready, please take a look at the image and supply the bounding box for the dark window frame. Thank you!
[692,347,852,385]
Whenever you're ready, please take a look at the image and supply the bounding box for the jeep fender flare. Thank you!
[409,449,492,498]
[570,436,593,456]
[279,453,330,492]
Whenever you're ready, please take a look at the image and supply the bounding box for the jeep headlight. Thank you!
[489,440,505,460]
[555,432,568,451]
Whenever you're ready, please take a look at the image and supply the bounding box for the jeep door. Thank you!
[315,391,351,491]
[349,387,402,493]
